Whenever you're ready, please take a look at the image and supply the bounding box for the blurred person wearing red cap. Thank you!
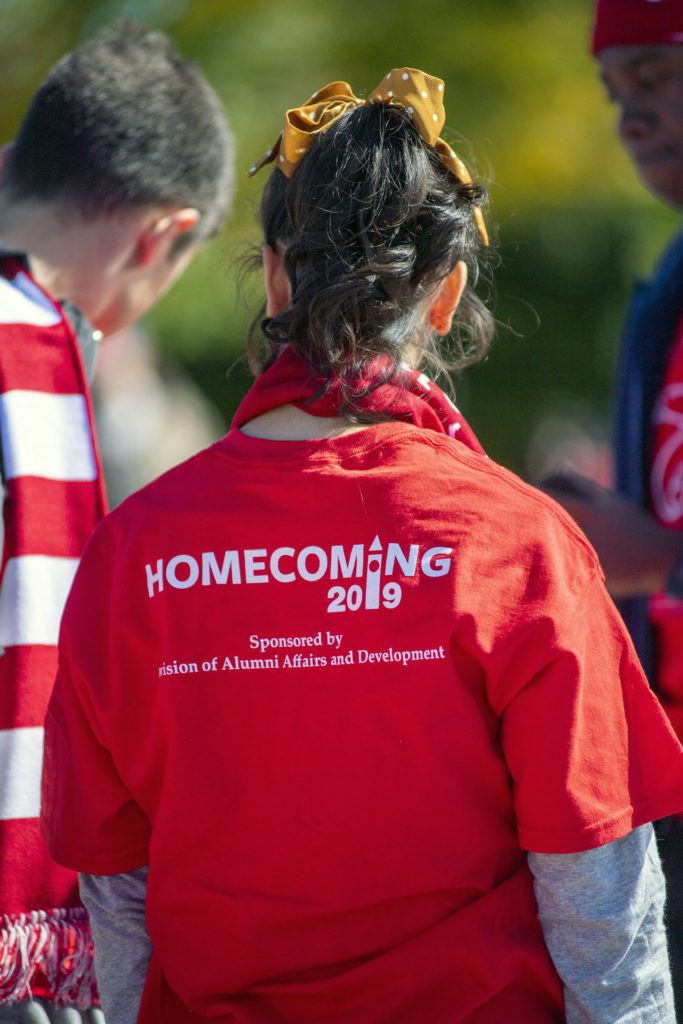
[544,0,683,1015]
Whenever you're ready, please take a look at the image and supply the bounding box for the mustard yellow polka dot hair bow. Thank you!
[248,67,488,246]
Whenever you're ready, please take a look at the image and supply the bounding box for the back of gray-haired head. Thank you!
[5,21,234,248]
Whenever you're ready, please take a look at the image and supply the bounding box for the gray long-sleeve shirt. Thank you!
[79,824,676,1024]
[529,824,675,1023]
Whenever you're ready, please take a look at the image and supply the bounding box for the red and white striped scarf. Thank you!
[0,256,105,1006]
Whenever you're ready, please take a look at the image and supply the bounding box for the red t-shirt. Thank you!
[650,315,683,742]
[42,422,683,1024]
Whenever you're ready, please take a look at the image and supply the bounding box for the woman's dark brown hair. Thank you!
[248,100,493,400]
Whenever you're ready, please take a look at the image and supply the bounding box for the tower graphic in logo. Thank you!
[364,535,384,609]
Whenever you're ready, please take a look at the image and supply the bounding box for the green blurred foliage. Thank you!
[1,0,680,473]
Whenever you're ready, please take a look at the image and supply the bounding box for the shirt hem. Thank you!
[45,842,150,877]
[519,785,683,853]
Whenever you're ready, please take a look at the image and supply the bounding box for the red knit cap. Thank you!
[592,0,683,55]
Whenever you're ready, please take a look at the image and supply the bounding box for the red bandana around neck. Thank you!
[232,346,485,454]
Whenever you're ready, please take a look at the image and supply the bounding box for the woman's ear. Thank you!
[263,244,292,317]
[428,261,468,335]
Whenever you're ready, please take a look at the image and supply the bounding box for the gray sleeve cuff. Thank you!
[528,824,675,1023]
[79,867,151,1024]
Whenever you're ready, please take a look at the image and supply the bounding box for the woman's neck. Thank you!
[239,403,368,441]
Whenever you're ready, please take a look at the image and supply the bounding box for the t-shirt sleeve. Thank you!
[41,525,151,875]
[488,522,683,854]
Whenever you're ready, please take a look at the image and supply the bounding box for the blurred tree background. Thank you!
[1,0,679,479]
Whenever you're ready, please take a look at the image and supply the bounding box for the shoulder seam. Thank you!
[392,432,604,576]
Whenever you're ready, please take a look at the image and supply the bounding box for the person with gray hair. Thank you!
[0,21,233,1020]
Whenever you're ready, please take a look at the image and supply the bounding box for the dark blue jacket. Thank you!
[615,231,683,680]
